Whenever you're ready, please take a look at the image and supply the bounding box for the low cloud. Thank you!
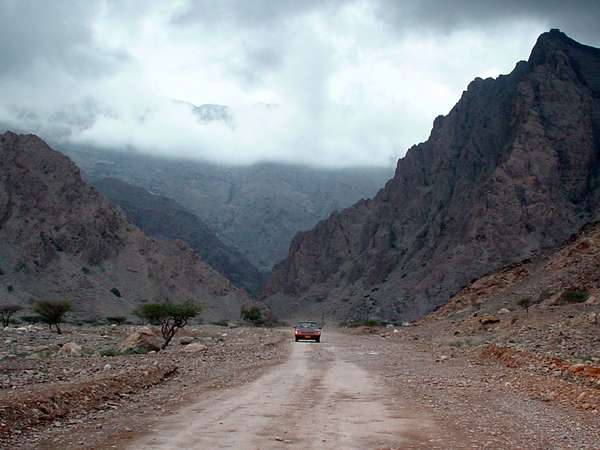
[0,0,598,167]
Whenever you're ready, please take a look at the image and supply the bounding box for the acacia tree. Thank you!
[135,302,200,349]
[241,306,265,326]
[33,300,72,334]
[1,304,22,328]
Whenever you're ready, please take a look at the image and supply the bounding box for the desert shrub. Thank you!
[516,297,531,313]
[106,316,127,325]
[20,315,42,324]
[210,319,229,327]
[81,266,90,274]
[33,300,72,334]
[562,289,589,304]
[123,346,150,355]
[365,319,380,327]
[110,287,122,298]
[100,348,119,357]
[0,304,22,328]
[241,306,265,326]
[6,285,13,292]
[134,302,200,350]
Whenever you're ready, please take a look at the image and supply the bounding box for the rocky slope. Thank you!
[0,132,247,320]
[261,29,600,322]
[62,149,392,273]
[93,177,264,294]
[429,220,600,322]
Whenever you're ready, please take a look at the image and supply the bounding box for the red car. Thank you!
[293,321,321,342]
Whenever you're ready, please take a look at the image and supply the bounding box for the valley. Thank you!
[1,5,600,446]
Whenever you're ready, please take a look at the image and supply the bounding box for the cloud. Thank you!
[0,0,598,167]
[375,0,600,43]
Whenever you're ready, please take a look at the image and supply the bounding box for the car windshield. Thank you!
[296,322,318,329]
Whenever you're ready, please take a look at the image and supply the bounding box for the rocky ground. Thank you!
[2,302,600,449]
[343,325,600,449]
[0,324,287,450]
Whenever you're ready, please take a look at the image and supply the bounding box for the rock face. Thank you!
[0,132,247,320]
[62,149,393,273]
[261,30,600,322]
[93,177,264,294]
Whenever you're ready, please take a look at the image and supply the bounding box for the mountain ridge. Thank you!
[93,177,265,294]
[0,131,248,320]
[261,29,600,322]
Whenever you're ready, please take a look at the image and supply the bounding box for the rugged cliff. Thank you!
[0,132,247,319]
[261,30,600,322]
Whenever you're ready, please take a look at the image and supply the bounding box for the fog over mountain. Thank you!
[1,0,599,167]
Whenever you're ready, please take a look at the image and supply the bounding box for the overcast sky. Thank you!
[1,0,599,167]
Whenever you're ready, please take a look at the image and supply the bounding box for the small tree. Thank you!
[106,316,127,325]
[33,300,72,334]
[135,302,200,350]
[517,297,531,314]
[1,304,22,328]
[241,306,265,326]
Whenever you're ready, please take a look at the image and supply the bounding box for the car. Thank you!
[293,321,321,342]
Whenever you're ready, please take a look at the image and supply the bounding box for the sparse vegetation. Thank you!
[7,285,13,292]
[135,302,200,349]
[81,266,90,274]
[32,300,72,334]
[448,339,474,348]
[110,287,122,298]
[1,304,22,328]
[100,348,119,357]
[210,319,229,327]
[516,297,531,314]
[241,306,265,326]
[562,289,589,304]
[106,316,127,325]
[20,315,42,324]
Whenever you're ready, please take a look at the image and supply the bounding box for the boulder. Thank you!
[59,342,82,356]
[119,331,161,353]
[183,343,208,353]
[479,315,500,326]
[138,326,157,336]
[179,336,194,345]
[498,308,511,314]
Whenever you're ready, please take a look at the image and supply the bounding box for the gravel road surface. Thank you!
[128,332,435,449]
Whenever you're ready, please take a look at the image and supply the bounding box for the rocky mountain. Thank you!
[261,29,600,322]
[92,177,264,294]
[62,149,392,273]
[0,132,248,320]
[429,220,600,321]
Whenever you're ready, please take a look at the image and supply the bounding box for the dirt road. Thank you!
[128,332,435,449]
